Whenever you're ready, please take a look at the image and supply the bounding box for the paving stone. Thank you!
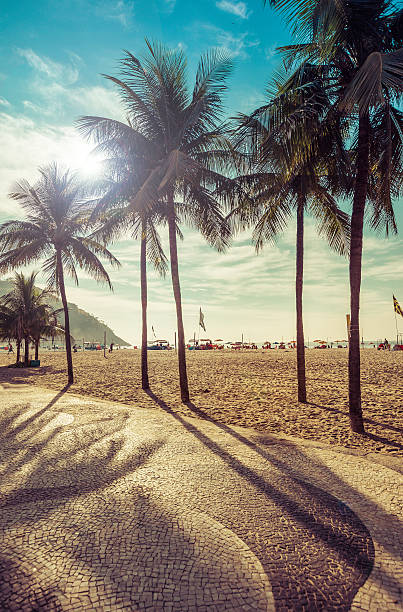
[0,385,401,611]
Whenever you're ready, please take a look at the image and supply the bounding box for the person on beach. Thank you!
[109,342,114,353]
[8,343,13,353]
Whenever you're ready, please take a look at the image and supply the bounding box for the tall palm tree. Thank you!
[264,0,403,432]
[77,42,234,402]
[75,134,169,391]
[90,192,168,390]
[0,164,120,383]
[233,67,350,403]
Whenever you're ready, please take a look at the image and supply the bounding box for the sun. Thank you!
[78,154,103,178]
[62,138,105,179]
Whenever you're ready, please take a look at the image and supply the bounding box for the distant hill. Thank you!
[0,279,130,346]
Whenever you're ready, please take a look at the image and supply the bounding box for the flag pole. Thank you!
[394,309,399,345]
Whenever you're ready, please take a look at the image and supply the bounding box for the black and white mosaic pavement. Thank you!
[0,384,401,611]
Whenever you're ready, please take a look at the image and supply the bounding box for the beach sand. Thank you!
[0,348,401,456]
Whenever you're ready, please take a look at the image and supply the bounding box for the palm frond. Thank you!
[340,49,403,115]
[0,241,48,274]
[308,188,350,255]
[68,238,115,289]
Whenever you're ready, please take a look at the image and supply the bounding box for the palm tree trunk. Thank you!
[296,192,307,403]
[35,339,39,361]
[167,197,190,403]
[56,250,74,384]
[24,337,29,366]
[140,218,149,390]
[348,114,369,434]
[16,340,21,364]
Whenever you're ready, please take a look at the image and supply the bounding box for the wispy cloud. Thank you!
[17,48,80,85]
[163,0,176,13]
[16,48,121,120]
[22,100,41,113]
[95,0,135,28]
[216,1,250,19]
[197,23,259,58]
[265,44,278,61]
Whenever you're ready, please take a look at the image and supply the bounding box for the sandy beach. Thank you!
[0,348,401,456]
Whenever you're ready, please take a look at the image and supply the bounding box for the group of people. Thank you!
[72,342,115,353]
[378,339,391,350]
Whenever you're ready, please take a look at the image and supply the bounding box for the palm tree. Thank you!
[0,164,120,383]
[233,67,350,403]
[0,272,62,365]
[77,42,234,402]
[0,295,23,363]
[0,272,40,365]
[74,134,169,390]
[30,301,65,361]
[264,0,403,432]
[90,191,168,390]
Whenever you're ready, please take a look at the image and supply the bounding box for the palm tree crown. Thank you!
[264,0,402,431]
[0,163,119,288]
[0,163,120,382]
[231,64,350,403]
[77,41,237,401]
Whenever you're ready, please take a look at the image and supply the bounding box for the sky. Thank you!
[0,0,402,345]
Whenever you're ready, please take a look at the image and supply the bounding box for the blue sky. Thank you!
[0,0,402,345]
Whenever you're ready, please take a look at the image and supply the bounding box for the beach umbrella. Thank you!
[214,339,223,342]
[313,339,325,343]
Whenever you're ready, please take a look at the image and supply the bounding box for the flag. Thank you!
[393,295,403,318]
[199,307,206,331]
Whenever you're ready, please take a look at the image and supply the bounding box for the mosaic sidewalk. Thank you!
[0,383,401,611]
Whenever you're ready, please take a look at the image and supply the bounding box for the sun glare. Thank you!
[62,138,104,180]
[78,154,103,178]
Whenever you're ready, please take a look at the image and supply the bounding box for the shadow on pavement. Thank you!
[145,389,376,611]
[0,388,271,611]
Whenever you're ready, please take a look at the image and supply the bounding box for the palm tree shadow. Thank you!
[0,385,166,508]
[145,390,401,609]
[0,389,270,611]
[0,364,60,380]
[307,401,403,436]
[1,384,71,441]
